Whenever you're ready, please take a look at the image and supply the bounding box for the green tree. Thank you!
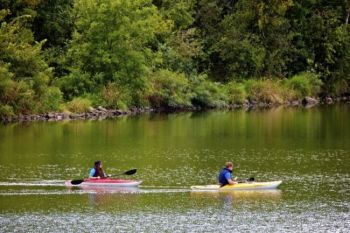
[32,0,74,78]
[286,0,350,94]
[32,0,73,48]
[148,69,192,109]
[193,0,231,80]
[0,9,61,115]
[60,0,169,106]
[153,0,202,76]
[217,0,294,80]
[153,0,195,29]
[0,0,40,20]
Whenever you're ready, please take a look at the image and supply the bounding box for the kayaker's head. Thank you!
[225,162,233,171]
[94,161,102,168]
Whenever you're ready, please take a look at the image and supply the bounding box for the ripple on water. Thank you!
[0,206,349,233]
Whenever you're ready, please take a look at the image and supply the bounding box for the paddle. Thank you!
[70,169,137,185]
[237,177,255,183]
[121,169,137,175]
[247,177,255,182]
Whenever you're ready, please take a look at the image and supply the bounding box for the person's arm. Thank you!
[225,172,237,185]
[89,168,96,178]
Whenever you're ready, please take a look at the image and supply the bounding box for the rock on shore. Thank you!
[1,95,349,123]
[302,96,319,106]
[0,107,154,123]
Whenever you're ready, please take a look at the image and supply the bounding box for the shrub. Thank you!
[285,72,322,98]
[101,82,132,110]
[191,74,228,108]
[279,84,298,101]
[66,97,91,113]
[0,105,15,118]
[148,70,192,109]
[37,87,63,113]
[82,93,104,108]
[57,69,93,100]
[0,76,35,115]
[130,90,150,109]
[244,79,284,104]
[332,79,350,96]
[225,81,246,104]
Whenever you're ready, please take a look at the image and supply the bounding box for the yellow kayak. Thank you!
[191,181,282,191]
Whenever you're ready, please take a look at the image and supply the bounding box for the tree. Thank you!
[154,0,203,76]
[0,0,40,20]
[216,0,294,80]
[193,0,232,80]
[0,9,61,115]
[290,0,350,94]
[32,0,73,48]
[30,0,74,79]
[60,0,169,106]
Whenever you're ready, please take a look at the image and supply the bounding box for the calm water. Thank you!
[0,105,349,232]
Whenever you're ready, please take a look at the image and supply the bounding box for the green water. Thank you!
[0,105,349,232]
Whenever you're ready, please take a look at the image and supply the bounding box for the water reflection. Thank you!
[191,190,281,199]
[80,186,140,194]
[64,186,141,206]
[86,192,137,207]
[0,106,349,231]
[191,190,282,209]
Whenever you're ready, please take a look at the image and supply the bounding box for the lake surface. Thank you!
[0,105,349,232]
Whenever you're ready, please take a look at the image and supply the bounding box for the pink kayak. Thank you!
[65,178,142,187]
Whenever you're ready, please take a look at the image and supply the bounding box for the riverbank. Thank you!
[1,96,349,124]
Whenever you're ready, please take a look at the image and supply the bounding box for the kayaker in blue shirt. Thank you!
[218,162,237,186]
[89,161,108,178]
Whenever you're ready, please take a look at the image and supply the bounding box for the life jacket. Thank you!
[218,168,232,186]
[92,167,105,177]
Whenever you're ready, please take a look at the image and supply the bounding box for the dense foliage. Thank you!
[0,0,349,115]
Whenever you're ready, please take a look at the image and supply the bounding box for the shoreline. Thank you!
[1,96,349,124]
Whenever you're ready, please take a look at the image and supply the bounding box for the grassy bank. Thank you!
[1,71,341,121]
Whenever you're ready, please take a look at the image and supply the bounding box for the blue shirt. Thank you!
[218,168,233,185]
[89,168,96,177]
[224,172,232,180]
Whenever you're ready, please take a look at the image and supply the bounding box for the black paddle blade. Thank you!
[71,179,85,185]
[247,177,255,182]
[123,169,137,175]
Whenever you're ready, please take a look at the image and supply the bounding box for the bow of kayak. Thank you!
[191,180,282,191]
[65,178,142,187]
